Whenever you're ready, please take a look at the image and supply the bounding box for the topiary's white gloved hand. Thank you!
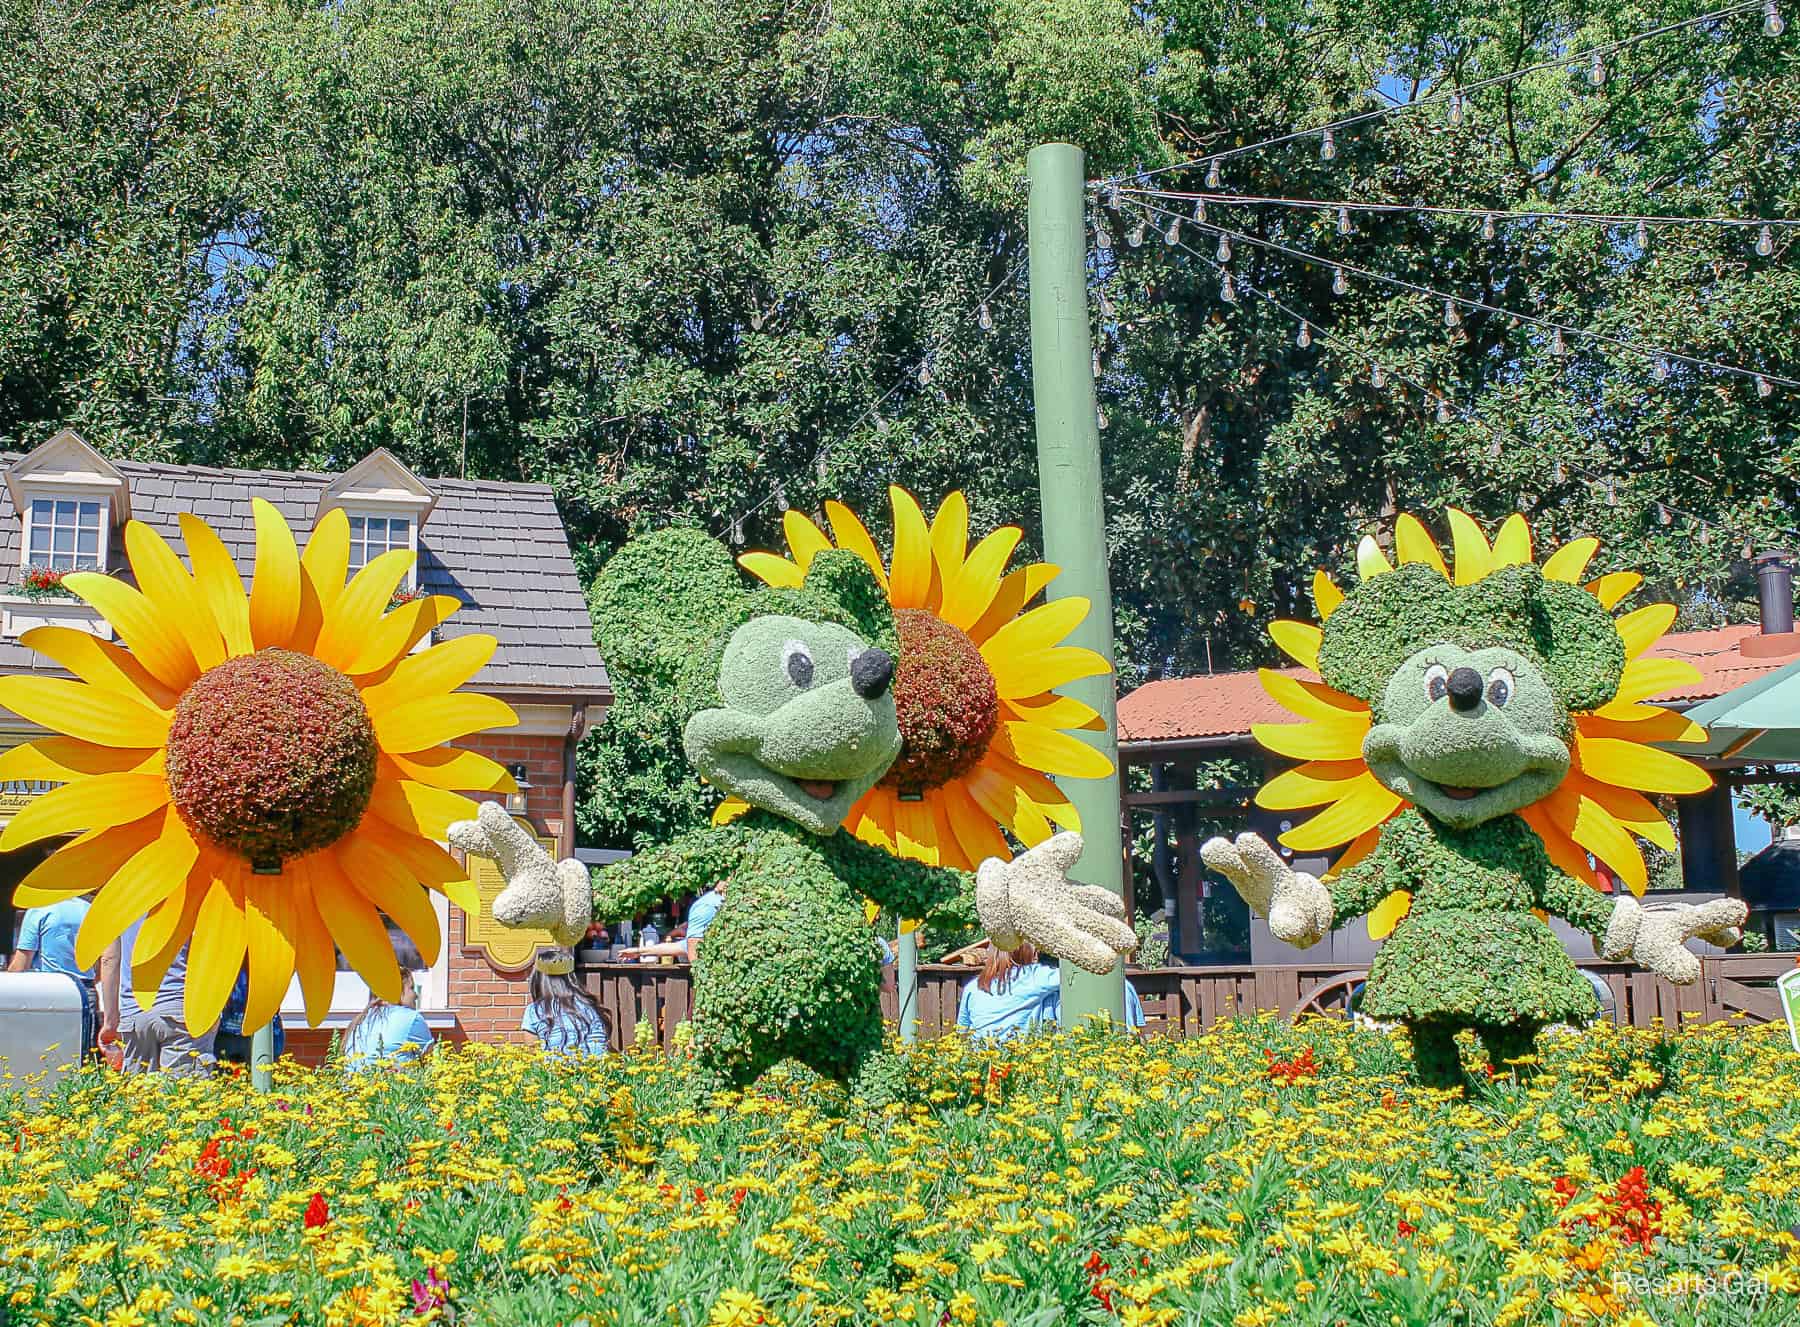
[447,801,592,947]
[1200,831,1334,947]
[975,832,1138,975]
[1600,894,1747,984]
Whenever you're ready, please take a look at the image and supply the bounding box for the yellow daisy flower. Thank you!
[0,500,516,1032]
[735,486,1112,869]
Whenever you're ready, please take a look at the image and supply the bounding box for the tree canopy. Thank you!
[2,0,1794,848]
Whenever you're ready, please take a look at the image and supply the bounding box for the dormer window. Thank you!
[2,429,129,640]
[347,512,413,574]
[317,449,436,593]
[27,497,105,571]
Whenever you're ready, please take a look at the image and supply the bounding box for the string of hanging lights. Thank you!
[710,262,1024,542]
[1112,196,1798,393]
[1107,227,1798,549]
[1091,0,1784,192]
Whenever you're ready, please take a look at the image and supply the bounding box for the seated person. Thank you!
[957,943,1147,1040]
[341,956,433,1070]
[522,949,611,1056]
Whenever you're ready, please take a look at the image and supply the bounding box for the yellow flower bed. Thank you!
[4,1017,1799,1325]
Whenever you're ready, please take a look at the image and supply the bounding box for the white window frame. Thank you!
[345,507,419,587]
[15,481,116,575]
[24,494,107,572]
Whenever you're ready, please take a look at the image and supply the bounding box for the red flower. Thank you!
[1397,1218,1418,1238]
[304,1192,331,1229]
[1552,1177,1580,1208]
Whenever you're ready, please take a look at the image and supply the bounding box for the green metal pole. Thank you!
[250,1020,273,1092]
[896,929,919,1044]
[1025,142,1127,1030]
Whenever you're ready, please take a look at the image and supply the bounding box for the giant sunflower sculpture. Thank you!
[1254,508,1707,931]
[731,486,1112,869]
[0,501,516,1033]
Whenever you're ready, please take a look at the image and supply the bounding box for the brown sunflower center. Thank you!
[164,648,378,868]
[878,608,1000,797]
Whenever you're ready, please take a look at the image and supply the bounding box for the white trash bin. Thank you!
[0,972,87,1090]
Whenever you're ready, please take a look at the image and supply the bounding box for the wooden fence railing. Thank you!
[578,954,1795,1051]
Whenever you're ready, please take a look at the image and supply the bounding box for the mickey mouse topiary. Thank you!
[452,527,1135,1098]
[1204,510,1747,1089]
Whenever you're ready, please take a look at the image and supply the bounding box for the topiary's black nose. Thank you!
[850,647,894,699]
[1447,666,1485,712]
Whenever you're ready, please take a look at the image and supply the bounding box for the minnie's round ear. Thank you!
[591,527,745,691]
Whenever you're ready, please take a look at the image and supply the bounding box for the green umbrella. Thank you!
[1671,655,1800,762]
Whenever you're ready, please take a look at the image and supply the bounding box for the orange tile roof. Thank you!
[1118,624,1800,746]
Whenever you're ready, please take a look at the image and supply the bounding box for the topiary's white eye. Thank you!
[1486,666,1515,708]
[783,640,814,689]
[1424,663,1450,702]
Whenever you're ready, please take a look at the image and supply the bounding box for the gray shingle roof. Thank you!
[0,455,610,701]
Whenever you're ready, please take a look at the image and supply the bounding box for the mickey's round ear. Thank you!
[591,528,746,690]
[801,548,899,656]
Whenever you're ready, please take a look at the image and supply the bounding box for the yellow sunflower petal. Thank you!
[782,510,834,575]
[1612,656,1702,707]
[1323,825,1383,881]
[19,625,177,709]
[1010,794,1055,847]
[130,876,203,1010]
[12,816,161,908]
[352,817,472,894]
[1577,708,1706,744]
[852,787,897,854]
[0,737,159,782]
[368,779,479,840]
[384,748,515,794]
[980,596,1090,668]
[968,564,1060,645]
[1255,759,1372,811]
[1614,603,1678,659]
[712,796,753,826]
[1491,513,1533,567]
[0,676,171,749]
[1577,735,1713,795]
[248,498,302,649]
[60,572,197,691]
[1356,534,1394,579]
[1252,717,1369,762]
[997,722,1114,780]
[1313,570,1344,620]
[334,836,442,966]
[1281,775,1404,851]
[371,693,518,754]
[929,491,970,586]
[944,778,1011,866]
[941,526,1023,631]
[1445,508,1493,586]
[1259,670,1368,723]
[76,809,199,968]
[990,646,1110,700]
[1587,571,1642,609]
[892,797,938,865]
[0,772,169,852]
[360,634,498,715]
[1569,798,1648,896]
[929,798,971,871]
[1368,890,1413,940]
[180,514,253,658]
[1520,802,1599,888]
[301,507,351,613]
[184,871,248,1036]
[243,872,297,1036]
[887,486,934,609]
[823,501,888,586]
[1573,778,1678,852]
[345,594,461,677]
[1541,537,1600,584]
[1002,693,1104,731]
[288,858,340,1026]
[314,547,416,670]
[737,551,805,589]
[1268,620,1323,672]
[124,520,225,673]
[311,850,402,1003]
[1394,516,1447,576]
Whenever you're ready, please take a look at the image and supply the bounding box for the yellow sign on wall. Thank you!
[461,817,558,971]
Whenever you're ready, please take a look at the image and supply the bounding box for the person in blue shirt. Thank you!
[214,966,286,1067]
[341,966,433,1069]
[521,949,611,1056]
[1047,978,1147,1033]
[9,895,114,1060]
[111,921,213,1075]
[957,943,1148,1041]
[620,881,725,963]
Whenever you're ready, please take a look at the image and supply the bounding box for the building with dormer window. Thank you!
[0,431,612,1054]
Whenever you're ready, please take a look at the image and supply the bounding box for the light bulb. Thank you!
[1482,213,1497,241]
[1659,504,1672,525]
[1220,273,1237,303]
[1744,537,1756,558]
[1605,481,1617,507]
[1636,220,1649,251]
[978,303,993,332]
[874,412,889,434]
[1320,128,1337,161]
[1092,348,1102,378]
[1192,199,1207,222]
[1333,267,1349,295]
[1766,0,1785,38]
[1106,184,1122,209]
[1206,159,1222,189]
[1296,321,1312,349]
[1217,235,1232,262]
[1099,291,1116,319]
[1437,397,1452,423]
[1552,461,1566,484]
[1449,90,1465,126]
[1094,221,1113,250]
[1653,354,1669,381]
[1337,206,1353,235]
[1590,53,1606,86]
[1128,221,1146,248]
[1444,298,1461,328]
[918,362,932,387]
[1552,327,1566,357]
[1371,363,1385,388]
[1096,404,1108,429]
[1758,374,1774,398]
[1165,216,1181,245]
[1756,223,1774,257]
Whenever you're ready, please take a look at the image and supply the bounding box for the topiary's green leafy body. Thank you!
[585,528,972,1097]
[1312,560,1629,1087]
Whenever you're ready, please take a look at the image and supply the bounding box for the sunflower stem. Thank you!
[250,1020,274,1092]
